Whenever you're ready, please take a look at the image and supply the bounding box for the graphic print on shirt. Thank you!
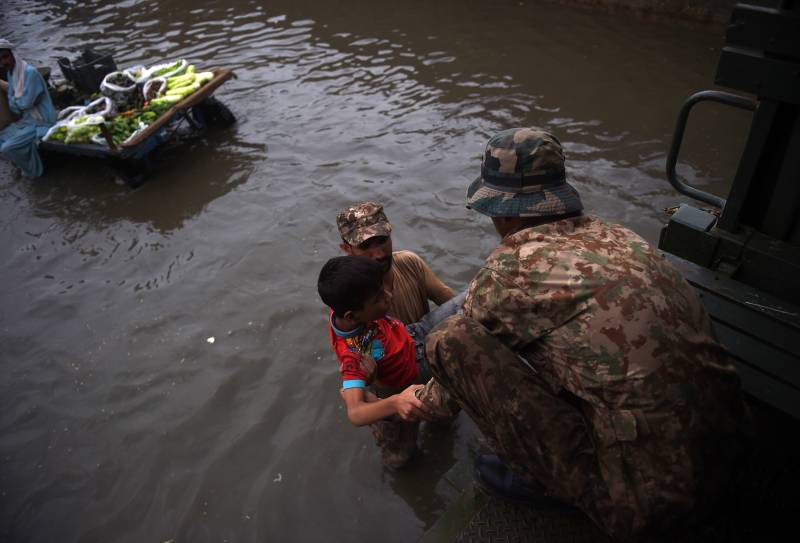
[334,315,417,389]
[342,323,384,362]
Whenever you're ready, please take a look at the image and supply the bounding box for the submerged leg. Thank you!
[370,417,418,471]
[0,123,45,178]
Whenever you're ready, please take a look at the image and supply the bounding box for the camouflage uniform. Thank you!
[425,128,752,540]
[336,202,457,470]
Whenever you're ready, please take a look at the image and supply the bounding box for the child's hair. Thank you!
[318,255,385,317]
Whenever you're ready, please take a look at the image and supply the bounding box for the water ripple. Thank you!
[1,2,747,542]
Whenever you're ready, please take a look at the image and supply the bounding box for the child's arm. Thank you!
[341,385,432,427]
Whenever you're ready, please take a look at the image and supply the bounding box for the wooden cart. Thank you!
[40,68,236,183]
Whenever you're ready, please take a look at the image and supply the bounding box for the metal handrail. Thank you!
[666,90,757,209]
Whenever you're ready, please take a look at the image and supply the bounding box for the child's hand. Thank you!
[394,384,433,422]
[359,352,377,384]
[415,379,460,420]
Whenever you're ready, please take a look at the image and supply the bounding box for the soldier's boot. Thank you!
[474,454,565,507]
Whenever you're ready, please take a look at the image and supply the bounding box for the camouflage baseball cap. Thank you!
[466,128,583,218]
[336,201,393,246]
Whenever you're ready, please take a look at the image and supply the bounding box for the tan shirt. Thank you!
[387,250,453,324]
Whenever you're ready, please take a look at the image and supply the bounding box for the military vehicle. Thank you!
[660,0,799,422]
[659,0,798,536]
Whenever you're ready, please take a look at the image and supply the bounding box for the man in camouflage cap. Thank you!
[336,202,393,271]
[335,201,456,470]
[337,202,392,257]
[336,201,455,325]
[425,128,752,540]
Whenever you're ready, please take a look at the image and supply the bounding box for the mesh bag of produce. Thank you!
[146,59,188,80]
[64,114,105,144]
[100,71,137,105]
[123,65,149,84]
[143,77,167,101]
[43,121,71,142]
[84,96,117,119]
[57,105,86,122]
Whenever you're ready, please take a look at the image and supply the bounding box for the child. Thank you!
[317,255,462,429]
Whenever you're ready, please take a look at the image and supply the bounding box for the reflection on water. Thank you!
[0,0,751,541]
[33,135,263,234]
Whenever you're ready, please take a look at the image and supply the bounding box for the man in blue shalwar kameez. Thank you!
[0,39,57,178]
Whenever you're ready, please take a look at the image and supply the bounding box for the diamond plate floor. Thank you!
[455,496,608,543]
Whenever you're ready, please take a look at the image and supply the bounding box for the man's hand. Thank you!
[393,384,433,422]
[0,79,8,92]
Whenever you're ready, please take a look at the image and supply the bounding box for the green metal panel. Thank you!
[664,253,800,418]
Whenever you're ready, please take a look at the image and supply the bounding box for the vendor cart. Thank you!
[40,68,236,186]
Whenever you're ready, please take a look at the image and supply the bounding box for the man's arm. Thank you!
[8,67,44,113]
[419,256,454,305]
[340,385,432,427]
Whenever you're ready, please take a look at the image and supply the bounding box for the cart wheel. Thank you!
[192,97,236,128]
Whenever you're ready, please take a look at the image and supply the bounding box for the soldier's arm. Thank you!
[340,385,432,426]
[465,266,551,351]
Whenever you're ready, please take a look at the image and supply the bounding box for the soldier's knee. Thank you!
[430,314,475,338]
[425,314,489,378]
[426,314,468,363]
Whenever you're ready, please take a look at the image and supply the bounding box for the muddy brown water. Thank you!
[0,1,751,541]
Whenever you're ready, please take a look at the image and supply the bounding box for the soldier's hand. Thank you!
[394,384,432,422]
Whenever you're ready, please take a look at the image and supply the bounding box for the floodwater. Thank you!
[0,1,751,541]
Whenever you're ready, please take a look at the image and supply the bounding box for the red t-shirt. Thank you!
[329,313,418,389]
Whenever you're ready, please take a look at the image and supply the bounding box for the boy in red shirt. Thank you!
[318,255,462,430]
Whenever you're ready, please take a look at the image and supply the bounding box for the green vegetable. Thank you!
[65,125,101,144]
[195,72,214,85]
[150,59,186,78]
[150,95,182,107]
[166,74,195,90]
[165,82,200,98]
[46,126,69,142]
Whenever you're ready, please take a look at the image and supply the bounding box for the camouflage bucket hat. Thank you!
[336,201,393,246]
[466,128,583,218]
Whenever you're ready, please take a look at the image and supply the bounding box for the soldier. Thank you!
[425,128,752,540]
[336,202,456,469]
